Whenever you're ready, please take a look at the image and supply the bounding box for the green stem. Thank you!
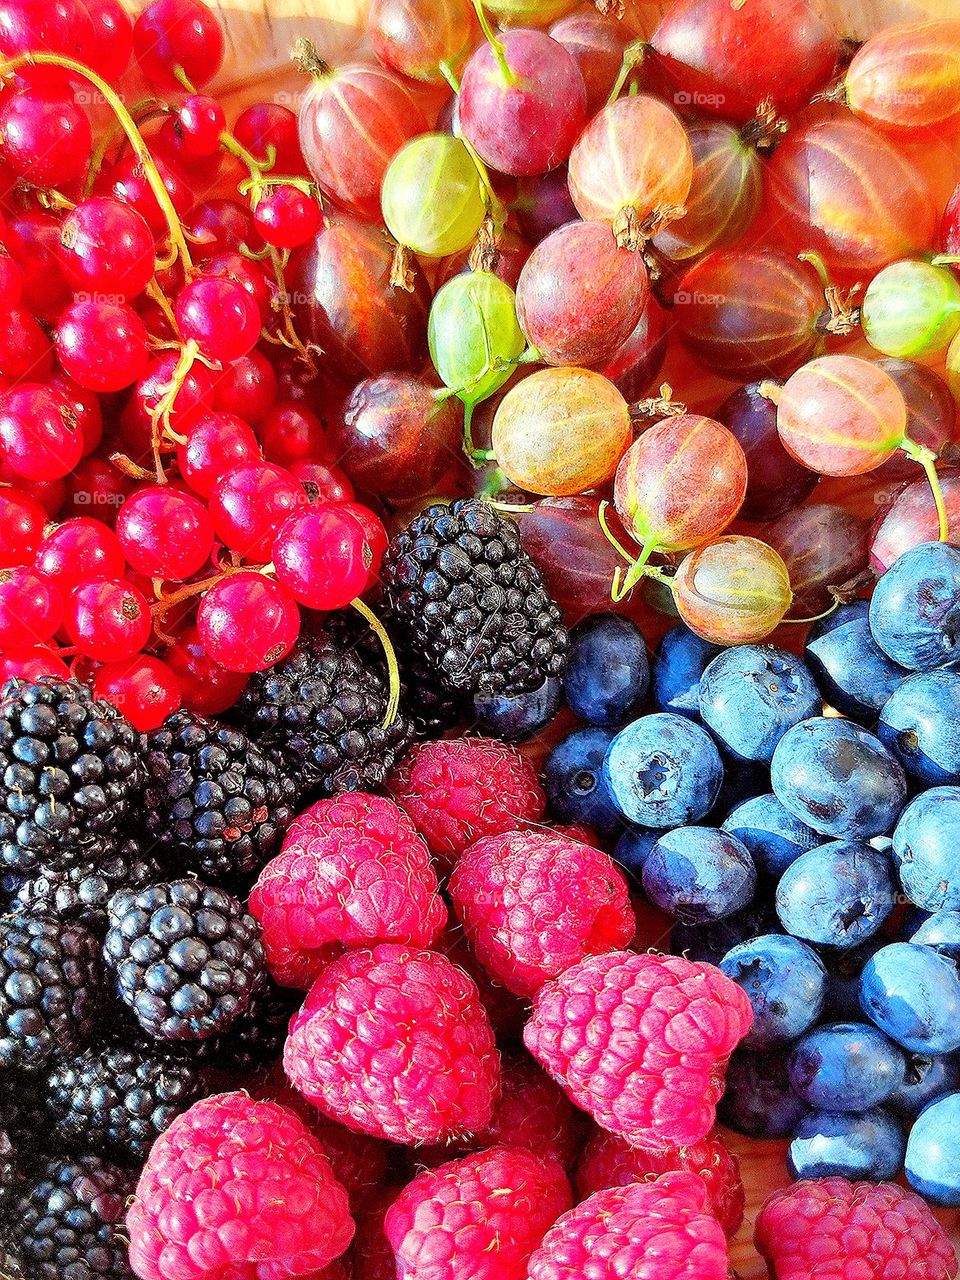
[782,599,842,625]
[470,0,516,85]
[901,435,950,542]
[349,598,401,728]
[612,539,659,602]
[438,60,462,94]
[607,40,646,105]
[798,250,831,290]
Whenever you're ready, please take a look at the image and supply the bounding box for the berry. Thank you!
[464,1052,583,1166]
[63,577,152,662]
[893,787,960,911]
[869,541,960,671]
[805,600,907,724]
[387,736,545,871]
[642,826,756,923]
[0,487,46,567]
[860,942,960,1055]
[889,1051,960,1118]
[0,567,62,649]
[212,352,277,423]
[698,644,821,762]
[176,94,225,155]
[127,1093,354,1280]
[59,198,155,301]
[564,613,650,726]
[249,792,446,988]
[254,184,322,249]
[449,829,634,998]
[719,1048,810,1139]
[92,655,183,732]
[0,309,53,383]
[0,81,92,187]
[879,670,960,785]
[906,1092,960,1206]
[602,712,724,828]
[176,412,261,498]
[0,1124,14,1216]
[143,710,298,882]
[116,485,214,582]
[722,792,819,878]
[164,623,249,716]
[11,836,162,935]
[719,934,826,1049]
[382,498,568,698]
[385,1145,572,1280]
[792,1111,902,1184]
[788,1021,906,1112]
[651,623,721,719]
[0,383,84,481]
[197,571,300,673]
[103,878,266,1041]
[272,504,376,610]
[284,943,500,1145]
[544,727,625,836]
[527,1172,729,1280]
[34,519,126,594]
[755,1178,957,1280]
[175,276,261,364]
[575,1128,745,1239]
[208,459,304,560]
[132,0,224,91]
[473,676,563,743]
[55,300,149,394]
[524,950,753,1148]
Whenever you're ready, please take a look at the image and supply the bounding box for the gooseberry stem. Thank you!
[782,599,842,625]
[901,435,950,542]
[349,598,400,728]
[470,0,517,85]
[757,380,783,405]
[292,37,333,78]
[597,500,660,601]
[607,40,646,105]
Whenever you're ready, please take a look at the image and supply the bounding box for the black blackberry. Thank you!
[235,618,414,796]
[0,914,101,1072]
[12,836,164,935]
[195,978,299,1074]
[7,1156,134,1280]
[103,878,266,1042]
[382,499,569,698]
[391,629,471,736]
[45,1042,204,1163]
[142,711,299,883]
[0,1071,48,1166]
[0,1125,15,1217]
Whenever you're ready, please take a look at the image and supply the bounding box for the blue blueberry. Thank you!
[670,902,781,967]
[878,670,960,785]
[860,942,960,1054]
[821,939,885,1021]
[771,717,908,839]
[911,910,960,960]
[651,624,721,719]
[698,644,821,762]
[788,1108,905,1181]
[612,825,659,879]
[775,841,896,949]
[722,792,820,878]
[888,1053,960,1118]
[473,676,563,742]
[709,752,770,824]
[719,933,825,1049]
[719,1048,810,1138]
[564,614,649,727]
[905,1093,960,1205]
[805,601,906,724]
[641,826,756,923]
[893,787,960,912]
[602,712,723,827]
[544,728,624,837]
[787,1022,906,1112]
[869,541,960,671]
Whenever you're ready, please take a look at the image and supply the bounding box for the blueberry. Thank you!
[709,752,770,823]
[911,910,960,960]
[698,644,821,762]
[722,792,820,878]
[775,841,896,949]
[719,933,825,1049]
[473,676,563,743]
[787,1108,905,1181]
[787,1021,906,1112]
[719,1048,810,1138]
[771,717,908,839]
[805,601,906,724]
[670,902,781,966]
[544,728,624,837]
[602,712,723,827]
[905,1093,960,1205]
[641,826,756,923]
[888,1053,960,1118]
[893,787,960,912]
[860,942,960,1054]
[869,541,960,671]
[878,670,960,785]
[651,624,721,719]
[564,614,649,727]
[612,825,659,879]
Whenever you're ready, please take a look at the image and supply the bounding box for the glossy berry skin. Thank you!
[474,677,563,744]
[603,712,723,828]
[208,461,304,561]
[176,94,224,156]
[177,412,261,498]
[0,488,45,567]
[197,572,300,673]
[132,0,224,90]
[720,1048,810,1139]
[253,185,322,250]
[82,0,133,77]
[870,473,960,576]
[92,654,182,731]
[164,623,249,715]
[35,519,126,594]
[869,542,960,671]
[699,645,821,764]
[213,352,278,424]
[117,486,214,582]
[0,384,83,481]
[564,613,649,727]
[720,934,825,1050]
[272,505,374,610]
[651,624,720,719]
[56,300,149,394]
[788,1022,905,1113]
[642,826,756,924]
[846,21,960,136]
[175,277,261,364]
[716,383,819,521]
[911,912,960,960]
[0,567,62,649]
[59,198,155,301]
[234,102,304,174]
[0,82,92,187]
[368,0,475,83]
[888,1049,960,1119]
[0,0,96,60]
[543,728,623,838]
[263,398,332,464]
[64,577,151,662]
[788,1110,905,1182]
[906,1093,960,1207]
[893,787,960,913]
[765,503,869,617]
[0,308,52,383]
[805,602,906,724]
[860,943,960,1055]
[771,717,908,840]
[879,671,960,785]
[722,794,819,880]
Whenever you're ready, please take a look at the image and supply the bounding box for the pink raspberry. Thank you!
[284,943,501,1146]
[127,1091,354,1280]
[523,950,753,1149]
[384,1145,572,1280]
[755,1178,959,1280]
[526,1171,729,1280]
[574,1127,745,1239]
[449,829,635,997]
[249,793,446,988]
[387,737,545,870]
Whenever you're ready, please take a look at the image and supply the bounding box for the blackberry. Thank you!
[0,914,101,1072]
[0,679,146,877]
[382,499,568,698]
[236,618,414,796]
[196,978,299,1074]
[12,836,164,935]
[45,1043,203,1163]
[0,1071,49,1166]
[103,879,266,1042]
[7,1156,134,1280]
[0,1125,15,1217]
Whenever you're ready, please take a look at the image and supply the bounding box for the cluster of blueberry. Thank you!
[543,539,960,1206]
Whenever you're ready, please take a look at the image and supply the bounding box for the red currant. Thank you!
[0,488,46,567]
[92,653,182,730]
[164,620,249,712]
[0,567,63,648]
[62,457,135,525]
[35,517,126,591]
[0,383,83,480]
[0,309,52,382]
[56,300,149,393]
[0,0,95,61]
[272,504,374,610]
[0,250,22,308]
[133,0,224,91]
[106,149,193,237]
[0,461,65,516]
[49,372,103,455]
[116,484,214,580]
[59,197,155,302]
[0,83,92,187]
[197,571,299,672]
[175,276,261,364]
[208,460,304,560]
[177,412,261,498]
[290,459,354,504]
[259,399,330,466]
[127,354,217,443]
[176,94,225,157]
[253,184,321,249]
[5,208,72,322]
[233,102,304,174]
[187,200,258,259]
[212,349,277,422]
[0,646,70,682]
[200,251,271,320]
[341,501,387,579]
[64,577,151,661]
[79,0,132,78]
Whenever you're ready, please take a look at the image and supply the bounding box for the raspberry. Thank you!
[526,1171,729,1280]
[249,793,446,988]
[387,737,545,871]
[523,950,753,1149]
[754,1178,959,1280]
[126,1092,354,1280]
[575,1127,745,1239]
[284,944,500,1146]
[449,829,635,997]
[384,1145,572,1280]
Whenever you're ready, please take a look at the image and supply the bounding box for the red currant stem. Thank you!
[757,380,782,405]
[901,434,949,541]
[145,280,181,338]
[110,451,160,480]
[83,99,169,197]
[239,242,274,262]
[607,39,646,105]
[173,65,197,93]
[150,338,201,481]
[479,465,510,497]
[0,53,194,274]
[470,0,517,86]
[266,247,318,373]
[348,597,400,728]
[36,189,76,212]
[438,60,461,94]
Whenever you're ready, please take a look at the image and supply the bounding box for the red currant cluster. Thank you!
[0,0,387,730]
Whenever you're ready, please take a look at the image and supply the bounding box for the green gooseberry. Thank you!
[862,259,960,360]
[428,270,525,408]
[382,134,486,259]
